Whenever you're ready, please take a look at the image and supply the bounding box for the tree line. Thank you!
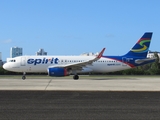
[0,53,160,75]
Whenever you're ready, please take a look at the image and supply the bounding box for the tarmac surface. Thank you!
[1,91,160,120]
[0,76,160,120]
[0,77,160,91]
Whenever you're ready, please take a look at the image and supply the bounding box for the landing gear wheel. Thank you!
[73,75,79,80]
[22,76,26,80]
[22,72,26,80]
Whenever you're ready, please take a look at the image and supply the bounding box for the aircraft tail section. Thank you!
[124,32,153,58]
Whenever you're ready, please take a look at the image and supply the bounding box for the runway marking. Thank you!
[45,79,52,90]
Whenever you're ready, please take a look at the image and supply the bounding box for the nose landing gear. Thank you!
[22,72,26,80]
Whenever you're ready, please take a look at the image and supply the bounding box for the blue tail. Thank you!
[124,32,153,58]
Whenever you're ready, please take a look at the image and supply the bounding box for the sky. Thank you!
[0,0,160,60]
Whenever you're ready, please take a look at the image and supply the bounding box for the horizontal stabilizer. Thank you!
[135,58,156,64]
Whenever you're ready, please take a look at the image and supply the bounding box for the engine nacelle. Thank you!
[48,68,68,77]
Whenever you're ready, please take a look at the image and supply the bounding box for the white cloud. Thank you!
[2,39,12,44]
[105,34,115,38]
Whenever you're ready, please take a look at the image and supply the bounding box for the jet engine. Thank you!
[48,68,68,76]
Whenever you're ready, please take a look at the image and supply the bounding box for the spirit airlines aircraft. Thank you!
[3,32,155,80]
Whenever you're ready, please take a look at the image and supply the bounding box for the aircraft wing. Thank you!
[48,48,105,70]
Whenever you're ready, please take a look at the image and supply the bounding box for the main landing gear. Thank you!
[22,72,26,80]
[73,74,79,80]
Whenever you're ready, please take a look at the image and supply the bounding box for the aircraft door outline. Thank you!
[21,57,26,66]
[122,57,127,66]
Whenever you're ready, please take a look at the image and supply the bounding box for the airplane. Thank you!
[3,32,155,80]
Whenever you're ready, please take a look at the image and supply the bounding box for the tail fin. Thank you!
[124,32,153,58]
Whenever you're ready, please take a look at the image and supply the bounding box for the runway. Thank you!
[0,91,160,120]
[0,76,160,120]
[0,76,160,91]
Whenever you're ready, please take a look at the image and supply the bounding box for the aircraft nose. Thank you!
[3,63,9,70]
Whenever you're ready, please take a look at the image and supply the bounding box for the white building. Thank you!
[147,51,160,63]
[80,52,99,56]
[10,47,23,58]
[36,49,47,56]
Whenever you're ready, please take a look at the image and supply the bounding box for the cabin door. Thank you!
[21,57,26,66]
[122,57,127,66]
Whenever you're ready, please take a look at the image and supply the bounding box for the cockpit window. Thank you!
[9,59,16,62]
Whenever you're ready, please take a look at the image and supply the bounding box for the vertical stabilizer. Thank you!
[124,32,153,58]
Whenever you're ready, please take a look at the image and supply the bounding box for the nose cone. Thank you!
[3,63,9,70]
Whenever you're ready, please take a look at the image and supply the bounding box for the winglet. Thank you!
[97,48,105,58]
